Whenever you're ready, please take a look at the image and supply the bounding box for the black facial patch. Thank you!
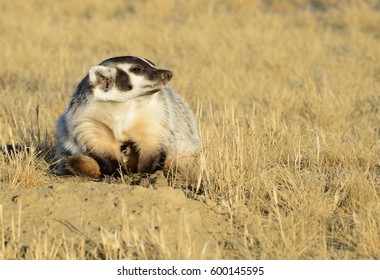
[115,68,132,91]
[128,63,172,83]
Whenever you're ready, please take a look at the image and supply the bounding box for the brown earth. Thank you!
[0,172,248,259]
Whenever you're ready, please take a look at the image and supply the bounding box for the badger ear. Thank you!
[88,65,115,91]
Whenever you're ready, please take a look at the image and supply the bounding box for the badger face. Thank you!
[88,56,173,102]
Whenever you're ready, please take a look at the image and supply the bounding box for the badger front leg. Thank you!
[67,121,126,178]
[137,142,167,174]
[64,148,124,178]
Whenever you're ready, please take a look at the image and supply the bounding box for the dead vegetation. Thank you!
[0,0,379,259]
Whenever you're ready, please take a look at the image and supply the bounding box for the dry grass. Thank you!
[1,0,380,259]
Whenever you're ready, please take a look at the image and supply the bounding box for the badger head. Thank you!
[88,56,173,102]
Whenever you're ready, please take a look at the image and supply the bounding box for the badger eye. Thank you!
[131,67,142,73]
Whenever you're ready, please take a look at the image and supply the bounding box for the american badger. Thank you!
[55,56,201,178]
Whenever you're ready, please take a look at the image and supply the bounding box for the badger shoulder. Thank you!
[159,87,201,150]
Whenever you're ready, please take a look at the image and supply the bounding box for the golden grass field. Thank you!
[0,0,380,259]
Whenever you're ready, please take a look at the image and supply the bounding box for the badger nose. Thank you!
[161,70,173,81]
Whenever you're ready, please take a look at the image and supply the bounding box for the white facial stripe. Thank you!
[138,57,157,68]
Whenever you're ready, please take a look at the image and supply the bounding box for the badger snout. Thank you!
[161,70,173,81]
[157,69,173,83]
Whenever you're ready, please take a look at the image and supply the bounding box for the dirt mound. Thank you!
[0,173,243,259]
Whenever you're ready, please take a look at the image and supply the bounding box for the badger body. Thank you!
[55,56,201,178]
